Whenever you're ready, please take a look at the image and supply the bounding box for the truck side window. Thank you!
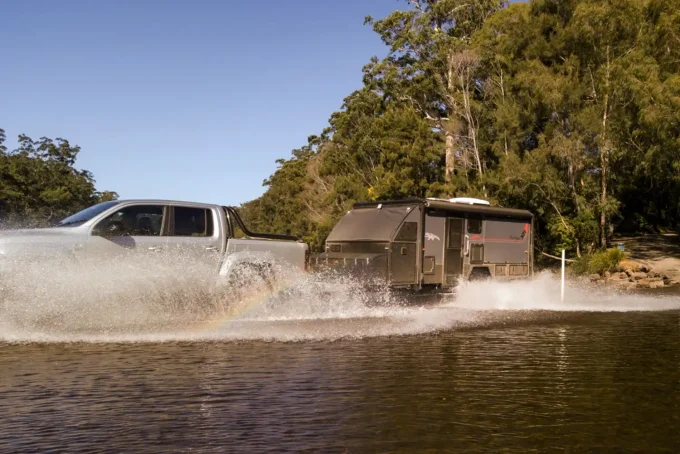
[174,207,214,237]
[93,205,165,236]
[467,218,483,234]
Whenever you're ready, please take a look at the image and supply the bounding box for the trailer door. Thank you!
[444,217,464,286]
[389,208,420,285]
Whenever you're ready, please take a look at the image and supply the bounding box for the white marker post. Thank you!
[561,249,566,303]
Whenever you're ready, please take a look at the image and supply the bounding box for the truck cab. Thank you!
[0,199,309,284]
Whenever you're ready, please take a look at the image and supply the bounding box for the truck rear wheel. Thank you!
[226,262,276,295]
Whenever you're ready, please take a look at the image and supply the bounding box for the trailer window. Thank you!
[394,222,418,242]
[447,218,463,248]
[326,205,414,242]
[485,219,529,241]
[467,218,483,234]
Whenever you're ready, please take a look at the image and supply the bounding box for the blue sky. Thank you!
[1,0,400,205]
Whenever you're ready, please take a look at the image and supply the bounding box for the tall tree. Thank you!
[364,0,507,193]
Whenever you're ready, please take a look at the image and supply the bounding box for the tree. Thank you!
[243,0,680,256]
[364,0,507,193]
[0,130,118,227]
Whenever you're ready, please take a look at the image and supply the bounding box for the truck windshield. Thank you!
[56,201,120,227]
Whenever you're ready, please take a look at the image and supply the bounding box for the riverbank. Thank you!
[585,234,680,290]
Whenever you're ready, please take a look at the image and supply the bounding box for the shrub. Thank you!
[571,248,627,276]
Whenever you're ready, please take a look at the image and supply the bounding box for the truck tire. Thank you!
[226,262,276,295]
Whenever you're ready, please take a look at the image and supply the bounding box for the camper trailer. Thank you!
[321,198,534,292]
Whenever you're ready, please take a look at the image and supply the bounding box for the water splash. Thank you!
[1,252,679,344]
[449,272,680,312]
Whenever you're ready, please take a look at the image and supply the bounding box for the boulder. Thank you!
[636,279,651,288]
[632,272,648,280]
[613,279,635,289]
[637,278,664,289]
[609,273,626,281]
[588,274,601,282]
[604,271,612,279]
[619,259,644,273]
[649,280,665,289]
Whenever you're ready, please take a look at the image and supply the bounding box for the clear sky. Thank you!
[1,0,401,205]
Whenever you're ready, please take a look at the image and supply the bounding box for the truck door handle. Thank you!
[205,246,218,251]
[148,246,163,252]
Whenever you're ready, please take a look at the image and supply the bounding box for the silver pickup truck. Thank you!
[0,199,309,285]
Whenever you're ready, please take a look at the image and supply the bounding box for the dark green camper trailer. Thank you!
[321,198,534,292]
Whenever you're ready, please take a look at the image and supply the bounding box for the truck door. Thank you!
[444,217,464,286]
[164,205,224,271]
[86,203,170,260]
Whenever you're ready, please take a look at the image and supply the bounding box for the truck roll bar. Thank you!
[223,206,301,242]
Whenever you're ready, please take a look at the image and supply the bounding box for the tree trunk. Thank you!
[460,70,483,175]
[445,131,455,189]
[600,46,610,250]
[500,69,508,156]
[600,147,608,249]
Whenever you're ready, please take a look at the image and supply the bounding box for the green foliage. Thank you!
[241,0,680,253]
[0,129,117,227]
[572,248,627,276]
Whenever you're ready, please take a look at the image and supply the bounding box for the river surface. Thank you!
[1,273,679,453]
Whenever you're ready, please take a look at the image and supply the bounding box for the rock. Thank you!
[632,272,647,280]
[637,279,651,288]
[604,271,612,279]
[619,272,628,280]
[649,280,665,289]
[637,278,664,289]
[613,279,634,289]
[588,274,601,282]
[620,259,644,273]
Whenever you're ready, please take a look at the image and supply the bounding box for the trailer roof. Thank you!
[353,198,533,219]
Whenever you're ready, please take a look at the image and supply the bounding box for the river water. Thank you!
[1,267,679,453]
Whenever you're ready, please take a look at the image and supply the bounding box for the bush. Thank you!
[571,248,627,276]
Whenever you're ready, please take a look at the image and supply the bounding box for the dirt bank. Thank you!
[615,234,680,284]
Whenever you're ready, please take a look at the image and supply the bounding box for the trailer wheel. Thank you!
[468,267,492,281]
